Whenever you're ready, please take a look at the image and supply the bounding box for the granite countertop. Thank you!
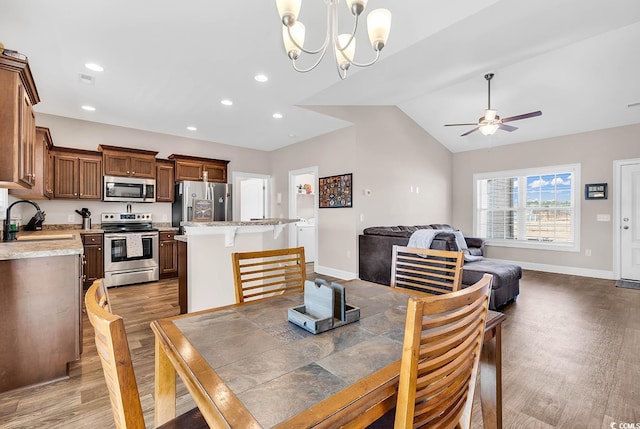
[181,218,298,227]
[0,229,84,261]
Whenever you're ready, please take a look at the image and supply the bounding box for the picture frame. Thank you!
[192,199,214,221]
[584,183,607,200]
[319,173,353,208]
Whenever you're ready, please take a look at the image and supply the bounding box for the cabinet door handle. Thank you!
[98,247,101,251]
[132,171,136,175]
[161,243,164,247]
[167,235,172,238]
[74,192,78,196]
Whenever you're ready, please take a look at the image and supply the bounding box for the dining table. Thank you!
[151,278,506,428]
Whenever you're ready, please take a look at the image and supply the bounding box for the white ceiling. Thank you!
[2,0,640,153]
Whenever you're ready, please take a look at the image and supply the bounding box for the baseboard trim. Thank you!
[315,265,358,281]
[489,258,615,280]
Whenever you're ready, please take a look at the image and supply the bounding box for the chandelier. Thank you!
[276,0,392,79]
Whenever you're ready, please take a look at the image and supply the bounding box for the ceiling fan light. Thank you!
[480,124,499,135]
[345,0,368,16]
[367,8,391,51]
[276,0,301,26]
[283,21,305,59]
[335,34,356,70]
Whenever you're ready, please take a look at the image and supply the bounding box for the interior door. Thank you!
[621,163,640,280]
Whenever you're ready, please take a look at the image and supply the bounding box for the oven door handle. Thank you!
[106,233,158,240]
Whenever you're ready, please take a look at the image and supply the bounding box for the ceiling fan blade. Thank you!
[501,110,542,123]
[461,127,479,137]
[444,123,478,127]
[499,124,518,132]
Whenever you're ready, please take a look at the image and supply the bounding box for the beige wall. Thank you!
[270,106,453,277]
[452,123,640,275]
[16,114,270,225]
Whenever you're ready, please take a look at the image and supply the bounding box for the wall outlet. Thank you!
[585,249,592,257]
[360,213,364,222]
[596,214,610,222]
[162,214,168,222]
[67,214,75,223]
[346,250,351,259]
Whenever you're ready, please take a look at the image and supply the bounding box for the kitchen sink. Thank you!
[15,233,75,241]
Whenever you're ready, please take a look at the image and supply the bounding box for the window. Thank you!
[474,164,580,251]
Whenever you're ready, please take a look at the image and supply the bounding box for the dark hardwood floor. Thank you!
[0,271,638,428]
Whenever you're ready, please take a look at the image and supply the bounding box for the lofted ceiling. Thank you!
[2,0,640,153]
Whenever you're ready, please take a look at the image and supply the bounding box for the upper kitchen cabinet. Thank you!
[0,54,40,189]
[51,147,102,200]
[10,126,53,199]
[98,144,157,179]
[169,154,229,183]
[156,159,175,202]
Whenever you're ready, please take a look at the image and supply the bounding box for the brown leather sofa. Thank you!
[358,224,521,310]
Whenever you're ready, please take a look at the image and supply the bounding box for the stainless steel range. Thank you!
[101,212,159,287]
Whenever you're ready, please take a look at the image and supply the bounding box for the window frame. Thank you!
[473,164,581,252]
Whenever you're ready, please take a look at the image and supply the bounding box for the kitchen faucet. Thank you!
[3,200,45,241]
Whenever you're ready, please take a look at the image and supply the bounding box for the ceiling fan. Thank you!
[444,73,542,136]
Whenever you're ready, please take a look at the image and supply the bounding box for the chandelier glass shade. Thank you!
[276,0,392,79]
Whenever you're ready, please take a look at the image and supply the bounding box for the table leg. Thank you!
[155,336,177,426]
[480,324,503,429]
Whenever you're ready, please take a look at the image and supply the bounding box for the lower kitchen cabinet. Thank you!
[159,231,178,279]
[82,233,104,289]
[178,239,187,314]
[0,254,82,393]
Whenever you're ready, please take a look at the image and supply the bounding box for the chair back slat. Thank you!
[391,246,464,295]
[85,280,145,429]
[232,247,306,303]
[395,274,493,429]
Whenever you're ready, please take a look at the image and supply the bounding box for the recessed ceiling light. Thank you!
[221,99,233,106]
[81,105,96,111]
[186,126,197,131]
[272,113,283,119]
[254,74,269,83]
[85,63,104,72]
[288,133,297,138]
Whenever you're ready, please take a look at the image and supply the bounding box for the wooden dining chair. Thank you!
[391,245,464,295]
[85,280,208,429]
[232,247,306,303]
[394,273,493,429]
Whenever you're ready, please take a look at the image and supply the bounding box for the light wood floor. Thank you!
[0,271,638,428]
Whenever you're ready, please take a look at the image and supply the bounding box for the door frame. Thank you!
[231,171,270,222]
[613,158,640,279]
[288,166,319,266]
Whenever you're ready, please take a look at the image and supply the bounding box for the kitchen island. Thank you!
[0,231,84,393]
[179,219,298,312]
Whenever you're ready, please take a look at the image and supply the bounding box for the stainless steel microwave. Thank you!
[103,175,156,202]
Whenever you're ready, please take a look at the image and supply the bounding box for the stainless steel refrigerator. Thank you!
[172,181,232,231]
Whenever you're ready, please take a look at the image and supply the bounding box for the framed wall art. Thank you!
[319,173,353,208]
[192,199,214,221]
[584,183,607,200]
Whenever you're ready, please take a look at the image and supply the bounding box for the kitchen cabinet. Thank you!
[159,231,178,279]
[0,254,82,393]
[156,159,175,202]
[0,55,40,189]
[52,147,102,200]
[9,126,53,199]
[99,144,157,179]
[169,154,229,183]
[82,233,104,289]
